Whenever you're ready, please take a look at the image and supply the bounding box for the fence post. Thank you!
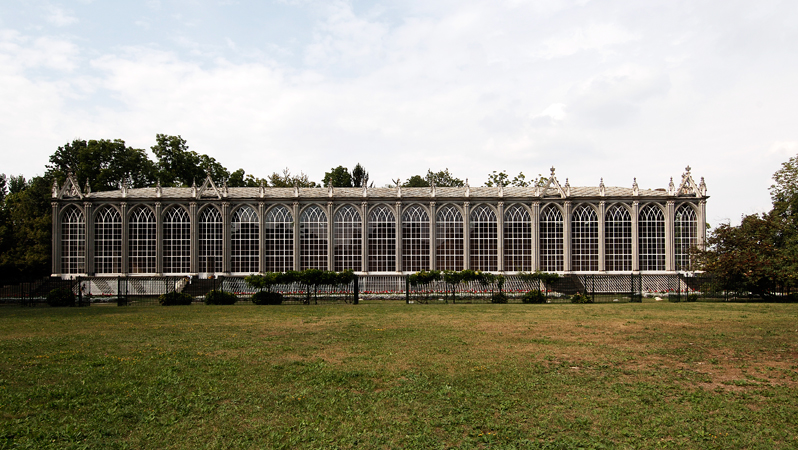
[405,276,410,304]
[591,275,595,303]
[353,276,359,305]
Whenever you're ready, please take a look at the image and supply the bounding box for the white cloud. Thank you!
[44,5,78,27]
[768,141,798,157]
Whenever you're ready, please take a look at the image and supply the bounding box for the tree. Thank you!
[352,163,370,188]
[402,175,429,187]
[323,166,353,187]
[227,169,266,187]
[0,175,53,277]
[47,139,156,192]
[151,134,229,187]
[426,169,464,187]
[268,168,318,188]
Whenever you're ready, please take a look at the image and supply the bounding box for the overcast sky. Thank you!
[1,0,797,226]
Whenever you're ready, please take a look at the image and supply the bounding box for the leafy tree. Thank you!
[151,134,229,187]
[486,170,548,187]
[402,175,429,187]
[323,166,353,187]
[47,139,156,192]
[426,169,464,187]
[268,168,318,188]
[227,169,266,187]
[0,176,53,277]
[0,174,6,203]
[352,163,370,188]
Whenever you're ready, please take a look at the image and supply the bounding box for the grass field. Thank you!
[1,302,797,449]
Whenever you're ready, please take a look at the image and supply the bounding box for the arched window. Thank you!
[199,206,223,273]
[231,205,259,273]
[368,205,396,272]
[300,205,328,270]
[61,205,85,274]
[675,204,697,271]
[539,205,563,272]
[163,206,191,274]
[129,206,156,273]
[264,206,293,272]
[402,205,429,272]
[334,205,361,271]
[94,206,121,273]
[436,205,463,271]
[571,205,598,271]
[604,205,631,271]
[504,204,532,272]
[470,205,497,271]
[639,204,665,271]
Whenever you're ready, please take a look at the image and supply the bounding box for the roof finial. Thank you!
[685,165,691,174]
[599,178,605,197]
[632,177,639,196]
[550,166,556,176]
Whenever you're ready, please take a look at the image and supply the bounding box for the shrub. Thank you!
[570,292,593,304]
[159,291,193,306]
[685,294,698,302]
[204,290,238,305]
[47,288,76,307]
[252,291,283,305]
[490,292,508,304]
[522,290,547,304]
[668,296,681,303]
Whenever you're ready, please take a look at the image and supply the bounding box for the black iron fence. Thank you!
[1,273,794,307]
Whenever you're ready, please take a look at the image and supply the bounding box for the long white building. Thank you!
[50,167,707,278]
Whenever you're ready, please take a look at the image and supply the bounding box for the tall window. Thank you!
[264,206,293,272]
[61,205,85,274]
[163,206,191,273]
[639,204,665,271]
[368,205,396,272]
[199,206,223,273]
[231,205,259,273]
[402,205,429,272]
[334,205,361,271]
[470,205,497,271]
[129,206,156,273]
[605,205,632,271]
[300,205,328,270]
[571,205,598,271]
[675,204,697,271]
[504,204,532,272]
[539,205,563,271]
[436,205,463,271]
[94,206,121,273]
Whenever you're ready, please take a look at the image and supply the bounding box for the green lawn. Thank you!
[1,302,797,449]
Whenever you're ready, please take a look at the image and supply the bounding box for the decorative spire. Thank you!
[465,178,470,197]
[121,179,128,198]
[498,183,504,197]
[191,179,197,198]
[293,181,299,198]
[51,179,59,198]
[430,180,436,197]
[550,166,556,176]
[396,179,402,198]
[155,179,161,198]
[564,178,570,197]
[699,177,707,195]
[222,180,228,197]
[328,184,334,198]
[668,177,675,195]
[599,178,605,197]
[84,180,91,195]
[259,179,265,198]
[362,183,368,197]
[685,165,691,174]
[632,177,639,196]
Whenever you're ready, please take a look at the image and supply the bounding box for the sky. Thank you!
[1,0,797,227]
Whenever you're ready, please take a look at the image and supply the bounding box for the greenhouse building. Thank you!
[50,167,708,279]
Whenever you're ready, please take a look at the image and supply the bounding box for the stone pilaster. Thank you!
[293,202,300,271]
[84,202,94,275]
[328,202,335,271]
[189,202,198,274]
[429,201,437,270]
[121,202,128,274]
[665,201,675,272]
[258,202,265,273]
[563,201,572,272]
[698,200,707,250]
[395,201,403,272]
[631,201,639,272]
[222,202,230,274]
[51,202,60,275]
[463,201,471,270]
[497,202,504,272]
[598,201,606,272]
[361,202,369,272]
[155,202,163,275]
[531,202,540,272]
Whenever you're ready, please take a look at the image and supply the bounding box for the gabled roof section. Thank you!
[539,167,567,198]
[676,166,701,197]
[196,173,222,199]
[58,172,83,200]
